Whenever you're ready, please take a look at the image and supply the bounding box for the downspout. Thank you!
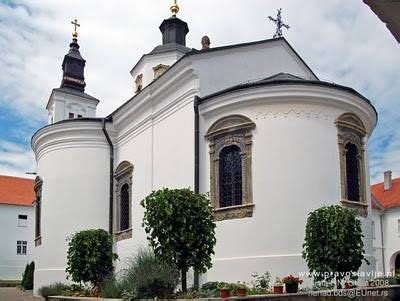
[102,117,114,235]
[380,213,386,275]
[193,95,200,290]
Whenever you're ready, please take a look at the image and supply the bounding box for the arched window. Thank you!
[120,184,130,231]
[219,145,242,207]
[345,143,360,202]
[34,176,43,246]
[336,113,367,216]
[206,115,255,221]
[115,161,133,241]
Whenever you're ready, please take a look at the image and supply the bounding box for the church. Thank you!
[31,2,378,292]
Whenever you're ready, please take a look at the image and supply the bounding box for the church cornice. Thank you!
[198,84,377,137]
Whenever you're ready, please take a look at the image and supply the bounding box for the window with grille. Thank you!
[219,145,242,207]
[345,143,360,202]
[120,184,130,231]
[17,241,27,255]
[34,177,43,241]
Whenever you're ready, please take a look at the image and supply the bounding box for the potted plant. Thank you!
[236,283,247,297]
[219,286,231,298]
[282,275,303,293]
[273,277,284,294]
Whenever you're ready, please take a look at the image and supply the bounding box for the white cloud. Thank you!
[0,139,36,177]
[0,0,399,182]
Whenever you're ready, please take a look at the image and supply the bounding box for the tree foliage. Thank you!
[302,205,368,285]
[141,188,216,291]
[66,229,117,289]
[21,261,34,290]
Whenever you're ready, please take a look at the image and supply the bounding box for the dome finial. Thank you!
[71,18,80,40]
[170,0,179,16]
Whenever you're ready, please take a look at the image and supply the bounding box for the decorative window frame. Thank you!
[34,176,43,247]
[206,115,256,221]
[336,113,368,217]
[115,161,133,242]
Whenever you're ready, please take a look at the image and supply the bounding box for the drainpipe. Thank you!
[193,96,200,290]
[102,117,114,235]
[380,213,386,275]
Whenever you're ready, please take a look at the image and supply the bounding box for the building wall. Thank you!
[372,209,385,274]
[382,208,400,273]
[32,121,111,291]
[198,85,376,285]
[0,204,34,280]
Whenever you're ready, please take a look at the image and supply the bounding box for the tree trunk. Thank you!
[194,270,199,290]
[181,268,187,292]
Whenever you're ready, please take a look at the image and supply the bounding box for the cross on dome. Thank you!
[71,19,80,38]
[268,8,290,38]
[170,0,179,16]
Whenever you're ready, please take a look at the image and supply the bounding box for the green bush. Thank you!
[141,188,216,291]
[100,277,124,298]
[66,229,118,289]
[21,261,34,290]
[303,205,368,287]
[121,248,179,299]
[38,282,70,297]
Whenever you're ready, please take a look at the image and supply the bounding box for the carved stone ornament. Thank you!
[206,115,256,221]
[336,113,368,217]
[114,161,134,241]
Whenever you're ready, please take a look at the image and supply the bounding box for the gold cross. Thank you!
[71,19,80,37]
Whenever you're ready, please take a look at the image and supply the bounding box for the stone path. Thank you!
[0,288,44,301]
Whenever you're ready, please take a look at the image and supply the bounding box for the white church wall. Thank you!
[0,204,34,280]
[32,121,111,292]
[198,85,376,285]
[192,39,317,98]
[372,209,385,274]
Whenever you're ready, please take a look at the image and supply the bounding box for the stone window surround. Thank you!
[206,115,256,221]
[34,176,43,247]
[115,161,133,242]
[336,113,368,217]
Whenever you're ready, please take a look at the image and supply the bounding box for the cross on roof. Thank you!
[268,8,290,38]
[71,19,80,37]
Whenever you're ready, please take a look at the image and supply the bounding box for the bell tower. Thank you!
[46,19,99,124]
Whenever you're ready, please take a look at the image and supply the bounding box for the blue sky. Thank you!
[0,0,399,183]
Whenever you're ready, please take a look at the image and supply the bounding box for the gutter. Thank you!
[380,213,386,275]
[193,95,200,290]
[102,117,114,234]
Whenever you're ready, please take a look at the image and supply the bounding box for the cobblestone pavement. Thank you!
[0,288,43,301]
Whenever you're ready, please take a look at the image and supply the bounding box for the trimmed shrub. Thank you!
[141,188,216,291]
[66,229,118,289]
[121,248,179,299]
[303,205,368,287]
[38,282,70,297]
[21,261,34,290]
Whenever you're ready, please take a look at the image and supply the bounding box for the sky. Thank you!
[0,0,398,184]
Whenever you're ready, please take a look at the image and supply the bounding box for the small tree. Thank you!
[141,188,216,292]
[302,205,368,287]
[21,261,34,290]
[66,229,117,290]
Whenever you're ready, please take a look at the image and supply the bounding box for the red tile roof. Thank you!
[0,175,35,207]
[371,177,400,210]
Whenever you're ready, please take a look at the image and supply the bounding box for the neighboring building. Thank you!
[372,171,400,275]
[31,2,378,292]
[363,0,400,43]
[0,175,34,280]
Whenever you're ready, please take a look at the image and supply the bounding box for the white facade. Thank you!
[32,21,379,293]
[372,206,400,275]
[0,204,34,280]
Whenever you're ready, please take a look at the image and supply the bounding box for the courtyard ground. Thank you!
[0,287,43,301]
